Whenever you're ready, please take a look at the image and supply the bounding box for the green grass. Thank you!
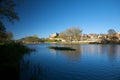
[48,46,76,51]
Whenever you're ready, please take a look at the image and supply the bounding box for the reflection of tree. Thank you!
[59,44,81,60]
[50,49,56,55]
[107,45,117,61]
[98,45,106,54]
[20,55,42,80]
[82,45,100,54]
[96,45,118,61]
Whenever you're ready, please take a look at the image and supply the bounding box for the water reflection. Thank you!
[20,44,120,80]
[59,44,81,60]
[20,54,42,80]
[81,44,120,61]
[51,44,81,60]
[49,44,120,61]
[107,45,118,61]
[50,49,57,55]
[97,44,120,61]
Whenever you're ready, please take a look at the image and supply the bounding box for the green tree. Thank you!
[0,21,6,32]
[23,35,40,43]
[0,0,19,42]
[0,0,19,22]
[0,21,6,41]
[6,31,13,40]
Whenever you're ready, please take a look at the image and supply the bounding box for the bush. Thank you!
[0,42,33,80]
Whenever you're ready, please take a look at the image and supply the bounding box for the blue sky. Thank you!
[5,0,120,39]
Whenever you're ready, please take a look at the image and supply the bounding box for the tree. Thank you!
[23,35,40,43]
[108,29,116,34]
[107,29,118,42]
[0,0,19,42]
[59,27,82,42]
[0,21,6,41]
[6,31,13,40]
[59,32,67,40]
[0,0,19,22]
[0,21,6,33]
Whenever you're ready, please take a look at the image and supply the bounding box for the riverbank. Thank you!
[0,42,34,80]
[45,40,120,44]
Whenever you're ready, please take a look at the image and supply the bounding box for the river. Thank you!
[20,43,120,80]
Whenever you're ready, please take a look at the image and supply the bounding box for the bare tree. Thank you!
[59,27,82,42]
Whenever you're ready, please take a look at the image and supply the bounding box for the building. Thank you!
[49,33,59,38]
[116,32,120,40]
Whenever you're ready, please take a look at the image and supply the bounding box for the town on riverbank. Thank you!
[18,27,120,44]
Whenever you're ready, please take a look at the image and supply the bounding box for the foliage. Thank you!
[107,29,119,43]
[0,0,19,42]
[22,35,40,43]
[44,38,61,42]
[108,29,116,34]
[0,30,13,42]
[0,21,7,41]
[0,42,33,80]
[6,31,13,40]
[0,0,19,22]
[59,27,82,42]
[0,21,6,32]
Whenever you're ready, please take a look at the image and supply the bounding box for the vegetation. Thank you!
[108,29,116,34]
[59,27,82,42]
[48,46,76,51]
[58,28,120,44]
[95,29,120,44]
[0,0,19,42]
[0,0,34,79]
[0,42,34,80]
[6,31,13,40]
[18,28,120,44]
[107,29,119,43]
[21,35,41,43]
[0,0,19,22]
[44,38,61,42]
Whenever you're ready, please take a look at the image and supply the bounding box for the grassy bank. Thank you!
[0,42,33,80]
[59,42,90,44]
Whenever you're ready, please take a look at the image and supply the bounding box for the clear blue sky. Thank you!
[5,0,120,39]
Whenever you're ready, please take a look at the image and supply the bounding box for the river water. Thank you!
[20,43,120,80]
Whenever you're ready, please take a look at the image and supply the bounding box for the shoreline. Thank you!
[22,41,120,45]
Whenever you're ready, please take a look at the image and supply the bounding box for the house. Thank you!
[49,33,59,38]
[116,32,120,40]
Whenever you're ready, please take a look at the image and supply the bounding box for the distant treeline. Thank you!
[17,35,60,43]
